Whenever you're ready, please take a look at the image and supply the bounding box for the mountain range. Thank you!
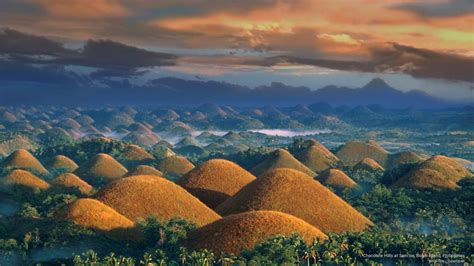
[0,75,464,108]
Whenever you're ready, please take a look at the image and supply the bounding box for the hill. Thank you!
[251,149,315,177]
[125,165,163,177]
[292,140,339,173]
[2,169,50,190]
[178,159,256,208]
[52,173,94,195]
[216,168,372,233]
[335,141,388,167]
[185,210,327,255]
[158,155,195,177]
[45,155,79,173]
[317,169,357,188]
[393,155,473,190]
[1,149,49,175]
[55,198,135,234]
[354,158,385,171]
[387,151,423,169]
[95,175,221,226]
[74,153,128,185]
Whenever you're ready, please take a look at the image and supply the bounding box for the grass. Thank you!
[74,153,128,185]
[1,149,49,175]
[293,140,339,173]
[52,173,94,195]
[125,165,163,177]
[335,141,388,167]
[354,158,384,171]
[216,168,373,233]
[317,169,357,188]
[393,155,473,190]
[46,155,79,173]
[178,159,256,208]
[2,169,50,190]
[185,210,327,255]
[251,149,315,177]
[95,175,221,226]
[158,155,195,177]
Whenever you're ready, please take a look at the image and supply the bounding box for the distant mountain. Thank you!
[0,76,464,108]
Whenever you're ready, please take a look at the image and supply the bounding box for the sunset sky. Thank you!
[0,0,473,100]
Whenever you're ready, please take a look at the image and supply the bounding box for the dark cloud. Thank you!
[260,43,474,82]
[392,0,474,17]
[0,28,68,56]
[0,28,177,77]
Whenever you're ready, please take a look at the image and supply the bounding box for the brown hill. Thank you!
[2,169,50,190]
[52,173,94,195]
[158,155,195,177]
[121,144,155,161]
[178,159,256,208]
[122,132,160,147]
[95,175,220,226]
[251,149,315,177]
[354,158,385,171]
[293,140,339,173]
[387,151,423,169]
[74,153,128,185]
[185,210,327,255]
[216,168,372,233]
[55,198,135,233]
[1,149,49,175]
[317,169,357,188]
[125,165,163,177]
[393,155,473,190]
[335,140,388,167]
[0,135,37,157]
[46,155,79,173]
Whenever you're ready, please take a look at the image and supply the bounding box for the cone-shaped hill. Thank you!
[55,198,135,233]
[52,173,94,195]
[95,175,221,226]
[125,165,163,177]
[335,140,388,167]
[216,168,372,233]
[74,153,128,185]
[292,140,339,173]
[46,155,79,173]
[120,144,155,167]
[393,155,473,190]
[1,149,49,175]
[2,169,50,190]
[387,151,423,169]
[178,159,256,208]
[158,155,195,177]
[251,149,315,177]
[317,169,357,188]
[185,210,327,255]
[354,158,385,172]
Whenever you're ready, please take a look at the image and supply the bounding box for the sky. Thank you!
[0,0,473,100]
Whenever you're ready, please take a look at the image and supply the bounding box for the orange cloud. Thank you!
[33,0,129,19]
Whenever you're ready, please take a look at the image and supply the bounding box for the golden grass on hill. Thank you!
[2,149,49,175]
[216,168,373,233]
[121,144,155,161]
[46,155,79,173]
[125,165,163,177]
[55,198,135,232]
[74,153,128,185]
[185,210,327,255]
[0,135,36,157]
[293,140,339,173]
[158,155,195,177]
[393,155,473,190]
[388,151,423,169]
[2,169,50,190]
[178,159,256,208]
[95,175,221,226]
[317,169,357,188]
[354,158,385,171]
[335,141,388,167]
[251,149,315,177]
[52,173,94,195]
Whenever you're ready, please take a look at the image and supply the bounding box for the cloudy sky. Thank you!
[0,0,473,100]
